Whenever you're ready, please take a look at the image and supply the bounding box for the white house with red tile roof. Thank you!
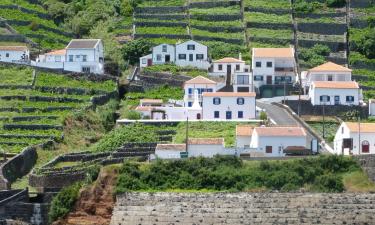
[202,92,256,120]
[334,122,375,155]
[0,46,29,63]
[184,76,218,107]
[308,81,361,106]
[154,144,186,159]
[251,48,297,88]
[249,126,308,157]
[301,62,352,91]
[236,125,254,148]
[187,138,234,158]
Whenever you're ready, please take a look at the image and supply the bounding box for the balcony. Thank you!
[275,67,294,72]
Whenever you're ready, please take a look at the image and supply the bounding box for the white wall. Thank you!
[369,102,375,116]
[152,44,175,65]
[188,144,234,158]
[236,136,252,148]
[334,124,375,155]
[211,62,247,76]
[140,54,152,68]
[202,96,256,120]
[155,150,183,159]
[175,40,210,69]
[308,71,351,83]
[250,132,307,157]
[0,50,29,63]
[309,87,360,106]
[184,83,217,107]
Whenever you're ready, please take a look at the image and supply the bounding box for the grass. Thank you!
[247,28,293,39]
[244,0,291,9]
[0,65,34,85]
[192,28,243,39]
[306,120,340,143]
[190,6,240,16]
[244,12,291,23]
[138,0,186,7]
[343,171,375,193]
[136,26,188,35]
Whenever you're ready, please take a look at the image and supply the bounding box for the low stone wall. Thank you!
[350,0,372,8]
[91,91,119,106]
[193,35,243,44]
[350,18,368,29]
[190,14,242,21]
[249,36,293,45]
[246,22,293,30]
[298,23,347,35]
[189,0,239,8]
[354,154,375,182]
[135,6,186,14]
[298,39,346,52]
[191,25,243,33]
[135,14,186,20]
[6,19,74,37]
[111,192,375,225]
[0,5,51,19]
[244,7,291,14]
[134,33,191,40]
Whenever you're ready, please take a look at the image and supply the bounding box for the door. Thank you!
[226,111,232,120]
[226,65,232,85]
[196,113,201,120]
[334,96,340,105]
[147,59,152,66]
[189,54,194,61]
[266,76,273,85]
[165,55,170,62]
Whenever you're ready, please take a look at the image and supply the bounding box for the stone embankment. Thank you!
[111,192,375,225]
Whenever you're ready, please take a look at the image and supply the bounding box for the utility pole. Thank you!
[283,73,287,104]
[358,109,361,155]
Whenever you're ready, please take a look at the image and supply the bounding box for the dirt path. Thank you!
[53,166,119,225]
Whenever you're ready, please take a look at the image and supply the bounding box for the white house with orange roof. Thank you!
[202,92,256,120]
[35,49,66,69]
[187,138,234,158]
[184,76,218,107]
[301,61,352,92]
[308,81,361,106]
[0,46,29,63]
[334,122,375,155]
[251,48,297,88]
[249,126,308,157]
[236,125,254,149]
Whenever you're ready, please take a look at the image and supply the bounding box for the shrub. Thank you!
[300,44,331,67]
[48,182,82,223]
[313,173,344,192]
[122,39,153,65]
[97,99,119,131]
[355,29,375,59]
[127,110,141,120]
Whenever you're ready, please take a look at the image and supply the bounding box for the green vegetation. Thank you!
[143,64,208,77]
[122,39,153,65]
[244,0,291,9]
[299,44,331,67]
[306,120,340,143]
[0,65,34,85]
[136,26,188,35]
[116,155,366,193]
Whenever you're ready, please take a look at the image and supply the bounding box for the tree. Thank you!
[122,39,153,65]
[356,29,375,59]
[260,111,268,123]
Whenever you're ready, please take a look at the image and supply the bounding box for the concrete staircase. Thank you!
[111,192,375,225]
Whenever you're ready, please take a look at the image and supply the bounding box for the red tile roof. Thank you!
[188,138,224,145]
[213,57,244,63]
[0,46,28,51]
[253,48,294,58]
[345,122,375,133]
[236,125,254,136]
[156,144,186,151]
[309,62,352,72]
[185,76,217,85]
[254,126,306,137]
[45,49,66,55]
[312,81,359,89]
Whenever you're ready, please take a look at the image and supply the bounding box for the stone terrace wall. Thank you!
[111,192,375,225]
[355,154,375,182]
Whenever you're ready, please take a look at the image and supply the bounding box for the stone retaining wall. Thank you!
[0,5,51,19]
[134,33,191,40]
[244,7,291,14]
[354,154,375,182]
[111,192,375,225]
[189,0,240,8]
[297,23,347,35]
[191,25,243,33]
[298,39,346,52]
[246,22,293,30]
[134,21,188,27]
[135,14,186,20]
[135,6,186,14]
[190,14,241,21]
[193,35,243,44]
[6,19,73,37]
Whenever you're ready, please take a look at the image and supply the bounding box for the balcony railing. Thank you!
[275,67,294,72]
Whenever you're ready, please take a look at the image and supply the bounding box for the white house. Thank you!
[333,122,375,155]
[187,138,234,158]
[249,126,308,157]
[154,144,186,159]
[175,40,210,69]
[0,46,29,63]
[35,39,104,74]
[369,99,375,117]
[308,81,361,106]
[251,48,296,88]
[202,92,256,120]
[236,125,254,149]
[140,44,175,68]
[301,61,352,92]
[184,76,218,107]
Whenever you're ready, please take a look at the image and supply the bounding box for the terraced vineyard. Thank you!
[0,0,73,49]
[0,64,117,154]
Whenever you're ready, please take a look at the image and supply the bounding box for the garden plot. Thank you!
[0,66,116,154]
[243,0,294,52]
[349,2,375,100]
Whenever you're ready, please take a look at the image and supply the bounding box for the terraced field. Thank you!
[0,65,116,154]
[0,0,74,49]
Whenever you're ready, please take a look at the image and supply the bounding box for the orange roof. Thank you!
[45,49,66,55]
[156,144,186,151]
[140,99,163,104]
[202,92,256,97]
[312,81,359,89]
[345,122,375,133]
[309,62,352,72]
[254,127,306,137]
[236,125,254,136]
[188,138,224,145]
[253,48,294,58]
[135,106,153,111]
[185,76,216,85]
[213,57,244,63]
[0,46,28,51]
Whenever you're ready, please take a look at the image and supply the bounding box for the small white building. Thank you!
[154,144,186,159]
[184,76,218,107]
[175,40,210,69]
[187,138,234,158]
[333,122,375,155]
[202,92,257,120]
[140,44,175,68]
[209,57,249,77]
[249,126,308,157]
[251,48,296,88]
[35,39,104,74]
[369,99,375,117]
[301,61,352,92]
[0,46,29,63]
[236,125,254,149]
[308,81,361,106]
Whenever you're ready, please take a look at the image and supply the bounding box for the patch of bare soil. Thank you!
[53,166,119,225]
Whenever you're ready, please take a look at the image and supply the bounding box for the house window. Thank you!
[68,55,73,62]
[327,75,333,81]
[341,127,344,134]
[188,88,193,94]
[196,54,204,60]
[346,96,354,102]
[55,56,61,62]
[266,146,272,153]
[178,54,186,60]
[238,111,243,118]
[5,53,9,57]
[76,55,80,59]
[218,64,223,71]
[156,54,162,61]
[266,62,272,68]
[188,102,192,107]
[142,58,147,64]
[187,44,195,50]
[82,55,87,62]
[207,88,213,92]
[214,111,220,118]
[213,97,221,105]
[254,75,263,81]
[237,75,249,85]
[236,64,240,71]
[362,140,370,153]
[237,97,245,105]
[162,45,167,52]
[82,67,90,73]
[256,62,261,67]
[320,95,330,103]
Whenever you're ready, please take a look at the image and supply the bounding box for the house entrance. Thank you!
[165,55,170,62]
[189,54,193,61]
[362,140,370,153]
[266,76,272,85]
[147,59,152,66]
